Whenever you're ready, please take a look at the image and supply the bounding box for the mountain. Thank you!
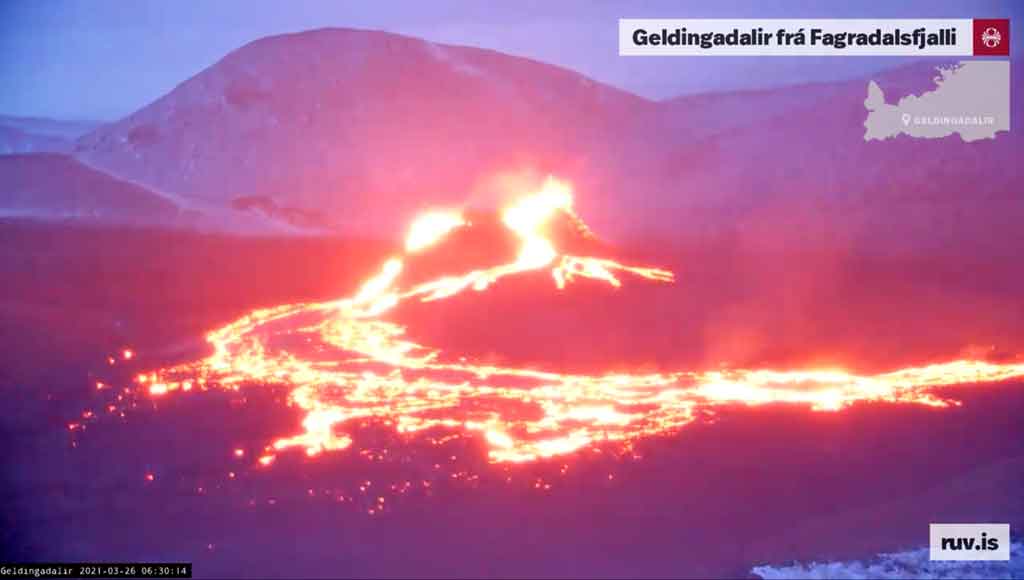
[74,28,655,235]
[654,60,1024,255]
[2,28,1018,248]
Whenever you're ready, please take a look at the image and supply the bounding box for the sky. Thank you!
[0,0,1020,120]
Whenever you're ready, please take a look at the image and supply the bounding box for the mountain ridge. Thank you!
[0,27,1016,247]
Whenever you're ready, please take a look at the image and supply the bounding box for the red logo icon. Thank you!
[973,19,1009,56]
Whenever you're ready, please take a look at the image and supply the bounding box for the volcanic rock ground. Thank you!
[2,224,1021,578]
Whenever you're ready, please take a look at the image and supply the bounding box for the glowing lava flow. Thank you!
[129,177,1024,465]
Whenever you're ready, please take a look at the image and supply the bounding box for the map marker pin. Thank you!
[901,113,912,126]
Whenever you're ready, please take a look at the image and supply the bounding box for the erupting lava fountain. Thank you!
[89,177,1024,465]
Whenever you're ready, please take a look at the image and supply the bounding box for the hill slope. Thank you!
[0,116,101,155]
[75,28,655,235]
[0,154,180,223]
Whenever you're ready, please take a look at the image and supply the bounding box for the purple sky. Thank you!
[1,0,1019,120]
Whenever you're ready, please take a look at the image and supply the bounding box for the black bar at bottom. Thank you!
[0,563,192,579]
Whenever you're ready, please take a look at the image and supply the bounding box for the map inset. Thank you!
[864,61,1010,142]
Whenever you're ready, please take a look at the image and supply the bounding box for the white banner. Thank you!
[929,523,1011,561]
[619,19,974,56]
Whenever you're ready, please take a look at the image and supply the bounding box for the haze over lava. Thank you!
[75,178,1024,468]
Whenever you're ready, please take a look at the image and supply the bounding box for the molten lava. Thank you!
[122,177,1024,465]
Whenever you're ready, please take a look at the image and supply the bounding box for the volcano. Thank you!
[80,177,1024,468]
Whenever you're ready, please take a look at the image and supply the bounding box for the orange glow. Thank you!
[405,210,466,253]
[123,177,1024,465]
[501,177,573,269]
